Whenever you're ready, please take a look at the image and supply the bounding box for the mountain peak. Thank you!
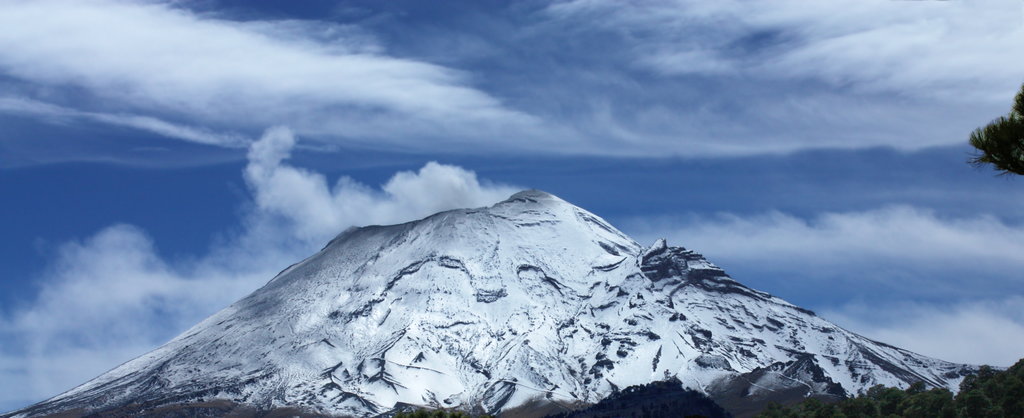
[7,195,975,418]
[506,189,558,200]
[497,189,566,208]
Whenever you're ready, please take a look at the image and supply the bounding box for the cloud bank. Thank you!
[629,206,1024,291]
[0,128,520,410]
[823,298,1024,367]
[625,206,1024,366]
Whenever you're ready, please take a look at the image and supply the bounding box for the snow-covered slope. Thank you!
[6,191,974,417]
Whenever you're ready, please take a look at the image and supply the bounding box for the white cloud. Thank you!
[0,96,248,147]
[0,0,538,149]
[0,127,520,411]
[0,0,1018,157]
[0,225,272,409]
[243,127,520,242]
[507,0,1023,155]
[824,298,1024,367]
[627,206,1024,292]
[548,0,1024,102]
[625,206,1024,367]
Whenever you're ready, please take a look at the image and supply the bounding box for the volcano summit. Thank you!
[6,190,973,417]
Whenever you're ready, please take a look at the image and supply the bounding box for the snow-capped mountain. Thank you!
[6,191,974,417]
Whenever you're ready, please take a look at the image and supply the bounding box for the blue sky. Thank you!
[2,0,1024,412]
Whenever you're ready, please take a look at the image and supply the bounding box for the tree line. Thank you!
[758,358,1024,418]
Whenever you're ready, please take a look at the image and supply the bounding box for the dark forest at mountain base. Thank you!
[757,358,1024,418]
[395,359,1023,418]
[543,379,731,418]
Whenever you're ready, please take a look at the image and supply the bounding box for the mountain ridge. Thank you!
[5,190,974,417]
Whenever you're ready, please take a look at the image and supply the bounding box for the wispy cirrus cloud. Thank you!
[531,0,1024,153]
[0,96,248,147]
[0,0,540,151]
[0,0,1020,159]
[546,0,1024,101]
